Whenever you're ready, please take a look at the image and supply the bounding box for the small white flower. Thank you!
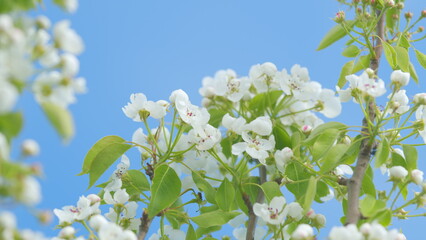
[389,166,408,180]
[274,147,293,173]
[232,226,267,240]
[122,93,167,121]
[222,114,247,135]
[0,80,18,113]
[317,89,341,118]
[232,132,275,164]
[413,93,426,105]
[148,225,186,240]
[19,176,41,205]
[188,124,221,151]
[253,196,286,225]
[292,224,314,240]
[390,70,410,86]
[104,189,130,205]
[59,226,75,237]
[284,202,303,221]
[53,20,84,54]
[250,62,279,92]
[386,90,409,115]
[246,116,273,136]
[334,165,353,176]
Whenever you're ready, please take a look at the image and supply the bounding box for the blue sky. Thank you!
[12,0,426,239]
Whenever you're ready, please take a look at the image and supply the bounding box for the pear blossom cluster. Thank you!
[329,222,406,240]
[0,211,50,240]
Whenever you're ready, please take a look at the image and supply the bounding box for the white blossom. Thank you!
[389,166,408,180]
[292,224,314,240]
[21,139,40,156]
[232,132,275,165]
[390,70,410,86]
[188,124,221,150]
[222,113,247,135]
[148,225,186,240]
[386,90,409,115]
[253,196,286,225]
[53,20,84,54]
[274,147,293,173]
[329,224,363,240]
[122,93,168,121]
[411,169,424,185]
[250,62,279,92]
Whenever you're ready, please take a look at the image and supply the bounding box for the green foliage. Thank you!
[352,54,371,73]
[337,60,354,88]
[261,181,283,202]
[317,20,357,51]
[191,210,240,228]
[374,138,390,168]
[0,112,23,142]
[382,40,397,69]
[303,177,317,213]
[192,171,217,204]
[41,102,74,141]
[402,145,417,171]
[415,50,426,69]
[342,45,360,58]
[148,165,182,218]
[215,178,235,212]
[394,46,410,73]
[319,144,350,174]
[121,170,150,195]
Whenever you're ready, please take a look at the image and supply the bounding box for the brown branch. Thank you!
[138,210,152,240]
[346,10,385,225]
[246,165,266,240]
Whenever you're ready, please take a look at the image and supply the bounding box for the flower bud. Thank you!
[302,125,312,133]
[422,10,426,18]
[389,166,408,180]
[306,209,316,219]
[405,12,413,20]
[30,162,43,176]
[392,14,399,20]
[411,169,424,185]
[360,223,371,235]
[385,0,395,8]
[87,194,101,204]
[59,226,75,237]
[37,210,53,225]
[418,26,424,32]
[89,215,107,231]
[396,2,404,9]
[292,224,314,240]
[36,16,51,29]
[414,93,426,105]
[353,0,360,3]
[313,214,326,228]
[334,11,346,23]
[342,136,351,145]
[390,70,410,86]
[21,139,40,156]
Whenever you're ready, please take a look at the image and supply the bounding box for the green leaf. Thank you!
[394,46,410,72]
[374,138,390,168]
[215,178,235,212]
[148,165,181,218]
[0,112,23,141]
[191,210,240,228]
[192,171,216,204]
[361,166,375,196]
[402,145,417,171]
[242,177,260,204]
[360,195,386,217]
[186,224,197,240]
[319,144,350,174]
[386,8,398,32]
[415,50,426,69]
[273,124,292,149]
[122,170,150,195]
[195,226,222,237]
[337,60,354,88]
[409,62,418,84]
[317,20,356,51]
[352,54,371,73]
[249,90,282,116]
[398,34,411,48]
[382,40,397,69]
[261,181,282,202]
[342,45,360,58]
[285,163,310,200]
[312,129,340,161]
[304,122,347,145]
[88,146,132,189]
[391,152,407,169]
[315,181,330,202]
[79,136,129,175]
[208,109,226,128]
[303,177,317,213]
[41,102,74,141]
[377,209,392,226]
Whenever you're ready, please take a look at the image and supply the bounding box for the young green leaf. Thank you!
[317,20,356,51]
[402,145,417,171]
[361,166,376,196]
[337,60,354,88]
[415,50,426,69]
[215,178,235,212]
[273,124,292,149]
[394,46,410,72]
[352,54,371,73]
[192,171,216,204]
[121,170,150,195]
[342,45,360,58]
[88,142,132,188]
[148,165,181,218]
[41,102,74,141]
[319,144,350,174]
[303,176,317,213]
[374,138,390,168]
[312,129,340,161]
[261,181,282,202]
[0,112,23,141]
[409,62,419,84]
[79,135,129,175]
[186,224,197,240]
[191,210,240,228]
[382,40,397,69]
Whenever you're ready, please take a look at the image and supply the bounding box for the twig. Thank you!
[138,210,152,240]
[346,9,385,225]
[246,165,266,240]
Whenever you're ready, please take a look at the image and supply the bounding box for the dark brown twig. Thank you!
[246,165,266,240]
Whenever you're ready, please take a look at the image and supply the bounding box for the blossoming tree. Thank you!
[1,0,426,240]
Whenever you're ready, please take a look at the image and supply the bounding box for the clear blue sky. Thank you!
[13,0,426,239]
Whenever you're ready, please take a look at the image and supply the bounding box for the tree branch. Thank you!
[138,210,152,240]
[246,165,266,240]
[346,10,385,225]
